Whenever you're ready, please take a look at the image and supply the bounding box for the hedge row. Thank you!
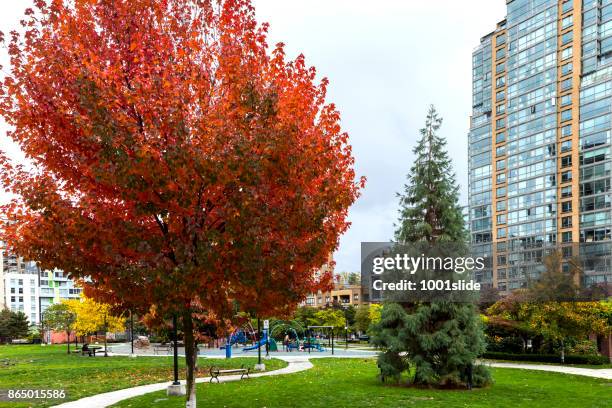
[483,351,610,365]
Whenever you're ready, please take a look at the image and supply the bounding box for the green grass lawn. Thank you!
[113,358,612,408]
[0,344,286,408]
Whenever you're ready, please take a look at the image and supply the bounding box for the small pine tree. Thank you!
[8,312,29,340]
[372,106,491,387]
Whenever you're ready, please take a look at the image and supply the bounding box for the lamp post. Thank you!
[257,318,261,365]
[344,307,349,350]
[166,313,185,396]
[345,325,348,350]
[103,313,108,357]
[40,311,45,346]
[172,314,179,386]
[254,318,265,371]
[130,310,134,355]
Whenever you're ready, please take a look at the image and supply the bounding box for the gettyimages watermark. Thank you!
[360,242,612,303]
[361,242,483,303]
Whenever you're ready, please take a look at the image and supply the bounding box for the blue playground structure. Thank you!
[301,337,325,352]
[242,330,278,352]
[219,329,248,350]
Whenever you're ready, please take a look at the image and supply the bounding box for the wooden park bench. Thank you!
[208,365,250,383]
[153,344,172,355]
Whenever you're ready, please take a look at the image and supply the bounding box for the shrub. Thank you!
[567,339,598,355]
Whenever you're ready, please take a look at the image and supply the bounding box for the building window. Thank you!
[560,94,571,106]
[496,173,506,184]
[497,214,506,225]
[561,140,571,152]
[496,62,505,74]
[497,187,507,197]
[561,78,572,91]
[496,90,505,101]
[496,48,506,60]
[496,201,506,211]
[496,145,506,156]
[562,216,572,228]
[561,185,572,198]
[496,104,505,115]
[497,255,507,265]
[561,15,573,29]
[496,118,505,129]
[561,170,572,183]
[562,231,573,243]
[561,201,572,213]
[496,132,506,143]
[561,125,572,137]
[561,31,573,46]
[562,1,573,14]
[496,77,505,88]
[496,159,506,170]
[561,62,573,76]
[561,109,572,122]
[497,34,506,45]
[561,46,573,61]
[561,155,572,168]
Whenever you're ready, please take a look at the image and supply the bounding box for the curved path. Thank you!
[487,361,612,379]
[51,357,312,408]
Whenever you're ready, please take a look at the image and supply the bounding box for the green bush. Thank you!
[471,364,494,387]
[566,339,598,355]
[483,351,609,365]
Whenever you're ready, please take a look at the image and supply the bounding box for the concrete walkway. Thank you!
[51,357,312,408]
[487,361,612,379]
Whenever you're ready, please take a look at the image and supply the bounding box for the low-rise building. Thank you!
[303,283,369,308]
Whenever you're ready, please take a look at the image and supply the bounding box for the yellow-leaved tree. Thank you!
[368,304,382,325]
[64,296,125,337]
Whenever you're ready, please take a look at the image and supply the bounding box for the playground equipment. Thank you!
[219,322,257,351]
[219,330,247,350]
[242,329,278,352]
[270,321,306,351]
[307,326,335,354]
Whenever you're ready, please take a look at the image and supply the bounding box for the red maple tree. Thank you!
[0,0,362,404]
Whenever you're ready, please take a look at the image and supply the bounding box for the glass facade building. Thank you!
[469,0,612,293]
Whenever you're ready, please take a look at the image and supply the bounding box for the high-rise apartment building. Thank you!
[469,0,612,293]
[1,224,81,323]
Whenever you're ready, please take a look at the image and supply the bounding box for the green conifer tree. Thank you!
[372,106,492,387]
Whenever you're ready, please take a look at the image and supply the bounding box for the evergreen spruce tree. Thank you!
[8,312,29,340]
[372,106,491,387]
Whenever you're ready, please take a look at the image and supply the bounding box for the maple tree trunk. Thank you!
[183,309,197,408]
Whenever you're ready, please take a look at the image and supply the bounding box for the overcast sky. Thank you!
[0,1,506,273]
